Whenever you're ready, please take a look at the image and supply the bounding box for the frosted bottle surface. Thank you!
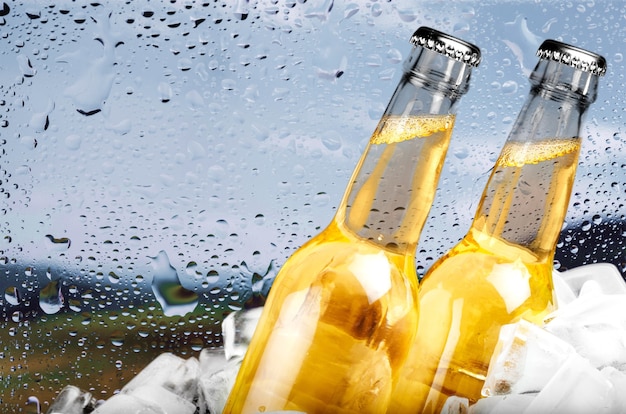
[388,41,606,414]
[223,26,481,414]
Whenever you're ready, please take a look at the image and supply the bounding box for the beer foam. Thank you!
[498,138,581,167]
[370,114,455,145]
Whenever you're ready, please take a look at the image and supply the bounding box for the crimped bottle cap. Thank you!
[409,27,481,67]
[536,40,607,76]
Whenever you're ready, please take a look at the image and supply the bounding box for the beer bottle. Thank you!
[223,27,480,414]
[389,40,607,413]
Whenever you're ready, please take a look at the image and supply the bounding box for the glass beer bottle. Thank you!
[223,27,481,414]
[389,40,607,413]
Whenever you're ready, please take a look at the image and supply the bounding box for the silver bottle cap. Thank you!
[536,40,607,76]
[409,27,481,68]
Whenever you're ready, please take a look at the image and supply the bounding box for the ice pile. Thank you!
[444,263,626,414]
[47,263,626,414]
[46,307,262,414]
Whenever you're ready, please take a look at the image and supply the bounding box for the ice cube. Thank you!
[92,393,164,414]
[545,292,626,369]
[552,269,576,306]
[482,319,576,396]
[522,353,613,414]
[469,394,535,414]
[221,307,263,360]
[602,366,626,412]
[440,395,469,413]
[197,348,243,414]
[557,263,626,297]
[46,385,96,414]
[131,385,196,414]
[121,353,199,403]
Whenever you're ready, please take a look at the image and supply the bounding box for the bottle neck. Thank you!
[335,64,464,254]
[471,65,598,261]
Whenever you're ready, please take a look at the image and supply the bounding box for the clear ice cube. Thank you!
[522,353,613,414]
[552,269,576,306]
[131,385,196,414]
[92,393,164,414]
[545,292,626,369]
[440,395,469,413]
[222,307,263,361]
[482,319,576,396]
[197,348,243,414]
[602,366,626,412]
[557,263,626,297]
[46,385,96,414]
[121,352,199,403]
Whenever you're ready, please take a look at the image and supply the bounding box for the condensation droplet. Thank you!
[11,311,22,322]
[39,279,64,314]
[110,330,125,347]
[44,234,71,251]
[4,286,20,305]
[108,271,121,284]
[453,146,469,160]
[65,134,82,150]
[150,250,199,317]
[322,131,342,151]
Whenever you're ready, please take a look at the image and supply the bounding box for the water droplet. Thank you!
[158,82,173,103]
[19,135,37,149]
[29,99,54,132]
[17,54,36,77]
[108,271,121,284]
[190,337,203,351]
[64,134,82,150]
[501,80,518,94]
[254,214,265,226]
[44,234,71,251]
[11,311,22,322]
[396,8,418,22]
[234,0,249,20]
[4,286,20,305]
[370,3,382,17]
[178,58,192,72]
[185,90,204,110]
[453,146,469,160]
[110,330,125,346]
[187,140,206,160]
[322,131,342,151]
[386,48,403,64]
[150,250,199,317]
[206,270,219,284]
[518,180,532,195]
[39,279,64,314]
[25,396,40,412]
[313,192,330,207]
[186,261,201,277]
[453,22,470,34]
[502,15,543,76]
[0,3,10,17]
[342,3,359,21]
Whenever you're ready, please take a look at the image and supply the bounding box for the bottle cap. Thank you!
[409,27,481,68]
[536,40,607,76]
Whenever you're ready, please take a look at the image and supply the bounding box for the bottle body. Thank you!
[388,38,605,411]
[224,27,480,413]
[225,113,456,413]
[224,219,419,413]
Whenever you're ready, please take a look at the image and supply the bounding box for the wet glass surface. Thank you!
[0,0,624,411]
